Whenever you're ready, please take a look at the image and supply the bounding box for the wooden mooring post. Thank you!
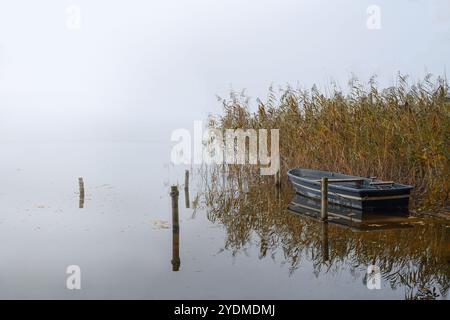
[78,177,85,209]
[320,177,328,221]
[184,170,190,209]
[170,186,180,271]
[274,170,281,188]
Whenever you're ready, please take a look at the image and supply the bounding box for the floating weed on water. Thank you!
[152,220,170,230]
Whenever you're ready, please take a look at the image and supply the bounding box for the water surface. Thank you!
[0,142,448,299]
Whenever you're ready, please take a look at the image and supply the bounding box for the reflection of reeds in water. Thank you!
[197,167,450,300]
[209,74,450,211]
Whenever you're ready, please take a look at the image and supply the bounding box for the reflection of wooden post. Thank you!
[184,170,189,190]
[170,186,180,271]
[320,177,328,221]
[321,222,329,262]
[222,167,226,188]
[222,144,226,187]
[78,177,85,209]
[275,180,280,202]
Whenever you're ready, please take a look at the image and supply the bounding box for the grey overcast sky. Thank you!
[0,0,449,142]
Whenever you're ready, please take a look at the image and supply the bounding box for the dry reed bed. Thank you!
[209,75,450,212]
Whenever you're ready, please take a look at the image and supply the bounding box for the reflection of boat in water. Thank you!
[198,168,449,299]
[288,193,412,231]
[287,168,414,212]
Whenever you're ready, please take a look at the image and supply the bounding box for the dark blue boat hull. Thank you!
[287,168,413,212]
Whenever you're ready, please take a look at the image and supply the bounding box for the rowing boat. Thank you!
[287,168,414,211]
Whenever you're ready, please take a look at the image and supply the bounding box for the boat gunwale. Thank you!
[287,168,414,195]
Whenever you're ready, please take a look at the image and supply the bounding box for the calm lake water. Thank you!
[0,142,449,299]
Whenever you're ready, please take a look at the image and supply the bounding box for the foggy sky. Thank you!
[0,0,449,142]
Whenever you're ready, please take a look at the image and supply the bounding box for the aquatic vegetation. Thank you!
[197,74,450,299]
[196,168,450,300]
[210,74,450,212]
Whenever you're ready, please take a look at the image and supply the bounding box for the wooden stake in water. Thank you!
[320,177,328,221]
[184,170,190,208]
[275,170,281,188]
[170,186,181,271]
[78,177,85,209]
